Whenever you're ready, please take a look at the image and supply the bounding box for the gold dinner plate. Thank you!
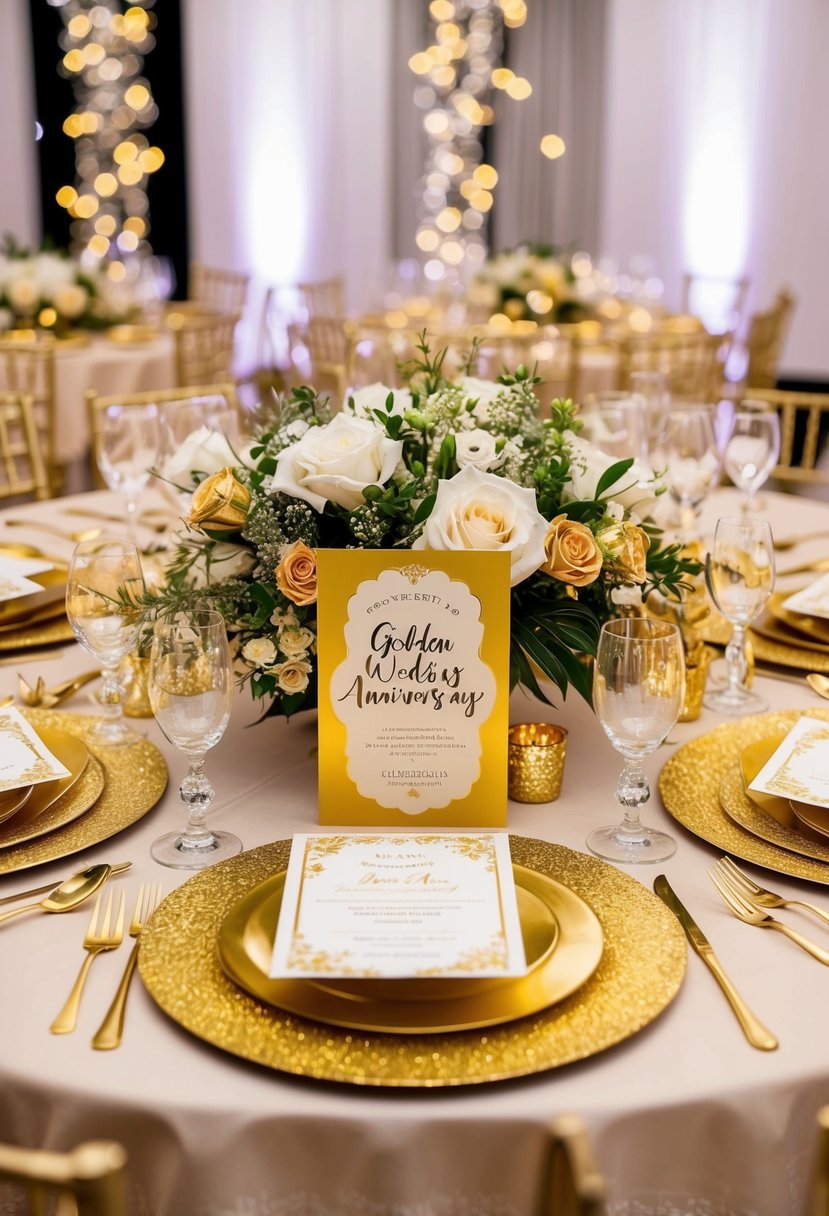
[660,708,829,885]
[751,615,829,656]
[0,785,33,827]
[107,324,159,344]
[0,725,92,849]
[0,616,75,652]
[699,608,829,674]
[140,837,686,1087]
[767,591,829,645]
[719,764,829,865]
[0,568,66,627]
[217,865,600,1035]
[0,708,167,875]
[740,735,796,828]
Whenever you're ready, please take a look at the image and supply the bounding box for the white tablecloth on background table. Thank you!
[0,488,828,1216]
[55,333,176,466]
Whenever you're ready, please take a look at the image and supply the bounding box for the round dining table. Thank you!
[0,485,827,1216]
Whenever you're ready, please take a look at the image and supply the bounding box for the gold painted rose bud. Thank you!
[541,513,603,587]
[276,540,318,606]
[188,467,251,533]
[597,520,650,584]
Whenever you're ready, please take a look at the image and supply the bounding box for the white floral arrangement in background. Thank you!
[0,237,135,334]
[471,242,600,325]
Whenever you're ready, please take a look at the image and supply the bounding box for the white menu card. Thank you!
[749,716,829,809]
[784,574,829,621]
[0,706,71,792]
[269,832,526,979]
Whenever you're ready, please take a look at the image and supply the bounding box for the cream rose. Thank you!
[161,426,241,486]
[242,637,277,667]
[454,428,501,472]
[348,382,412,421]
[541,514,603,587]
[269,657,313,695]
[7,278,39,315]
[413,464,547,586]
[562,432,662,518]
[278,624,315,657]
[275,540,317,606]
[269,413,403,512]
[54,284,88,320]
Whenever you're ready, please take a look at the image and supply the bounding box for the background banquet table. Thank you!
[0,487,828,1216]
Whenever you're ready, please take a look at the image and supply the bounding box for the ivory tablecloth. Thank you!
[0,487,828,1216]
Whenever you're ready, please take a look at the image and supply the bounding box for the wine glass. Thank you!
[629,370,670,460]
[722,402,781,513]
[148,609,240,869]
[704,516,775,715]
[587,618,685,864]
[581,391,648,462]
[65,540,146,748]
[96,404,160,547]
[663,405,722,541]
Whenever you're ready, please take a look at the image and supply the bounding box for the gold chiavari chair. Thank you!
[188,263,250,316]
[0,338,58,489]
[617,330,725,401]
[810,1106,829,1216]
[0,1138,127,1216]
[166,311,240,387]
[744,289,796,390]
[0,392,51,502]
[288,316,348,402]
[296,275,344,319]
[86,381,240,488]
[543,1115,607,1216]
[747,388,829,487]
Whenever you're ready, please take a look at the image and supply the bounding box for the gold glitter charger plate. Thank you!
[699,611,829,674]
[0,708,167,875]
[719,765,829,865]
[0,616,75,653]
[138,836,686,1088]
[216,864,598,1034]
[0,722,98,849]
[767,591,829,645]
[659,708,829,885]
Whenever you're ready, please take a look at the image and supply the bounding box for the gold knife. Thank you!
[0,862,132,907]
[654,875,778,1051]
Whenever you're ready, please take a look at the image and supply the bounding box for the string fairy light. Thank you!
[409,0,529,282]
[51,0,162,283]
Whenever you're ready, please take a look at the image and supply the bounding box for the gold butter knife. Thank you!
[654,875,778,1052]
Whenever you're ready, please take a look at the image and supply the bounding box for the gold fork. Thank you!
[50,890,126,1035]
[91,884,162,1051]
[709,868,829,964]
[715,857,829,928]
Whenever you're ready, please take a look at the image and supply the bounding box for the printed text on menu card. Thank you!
[269,833,526,979]
[749,715,829,809]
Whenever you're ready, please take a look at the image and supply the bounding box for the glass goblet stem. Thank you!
[98,661,128,744]
[177,755,219,852]
[125,495,140,549]
[614,758,650,836]
[725,622,749,697]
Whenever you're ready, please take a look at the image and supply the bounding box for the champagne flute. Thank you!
[587,618,685,864]
[704,516,775,715]
[148,609,240,869]
[722,403,781,513]
[663,405,722,542]
[96,404,160,547]
[629,370,670,461]
[65,540,145,748]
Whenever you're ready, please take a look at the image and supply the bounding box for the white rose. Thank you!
[269,657,313,694]
[54,284,88,320]
[459,376,505,423]
[0,308,12,331]
[562,432,662,518]
[7,278,39,315]
[413,464,548,587]
[278,624,315,657]
[160,426,240,486]
[454,428,502,472]
[242,637,278,667]
[348,382,412,421]
[269,413,403,512]
[284,419,309,440]
[187,541,256,588]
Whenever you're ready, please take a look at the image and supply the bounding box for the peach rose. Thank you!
[276,540,317,606]
[597,521,650,584]
[541,513,603,587]
[187,467,251,533]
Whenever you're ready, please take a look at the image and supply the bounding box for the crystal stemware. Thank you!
[148,609,240,869]
[581,391,648,463]
[587,618,685,864]
[664,405,722,542]
[722,403,781,513]
[96,404,160,547]
[704,515,775,715]
[65,540,145,748]
[629,370,670,461]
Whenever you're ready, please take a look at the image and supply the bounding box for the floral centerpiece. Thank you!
[0,237,135,334]
[147,336,697,721]
[471,242,598,325]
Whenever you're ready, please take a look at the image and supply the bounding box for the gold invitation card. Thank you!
[317,550,510,825]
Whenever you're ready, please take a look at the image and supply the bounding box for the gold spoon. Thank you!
[775,531,829,552]
[0,863,113,926]
[807,673,829,700]
[3,520,102,544]
[0,861,131,908]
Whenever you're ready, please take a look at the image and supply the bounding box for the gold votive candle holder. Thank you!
[508,723,568,803]
[679,645,713,722]
[120,654,154,719]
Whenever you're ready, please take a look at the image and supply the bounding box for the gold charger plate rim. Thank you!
[217,864,601,1035]
[719,763,829,865]
[768,590,829,644]
[139,836,687,1088]
[0,616,75,653]
[0,723,92,848]
[0,784,33,826]
[660,708,829,885]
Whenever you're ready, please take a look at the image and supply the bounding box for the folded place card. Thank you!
[317,550,510,826]
[783,574,829,622]
[269,832,526,979]
[0,706,71,792]
[748,715,829,809]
